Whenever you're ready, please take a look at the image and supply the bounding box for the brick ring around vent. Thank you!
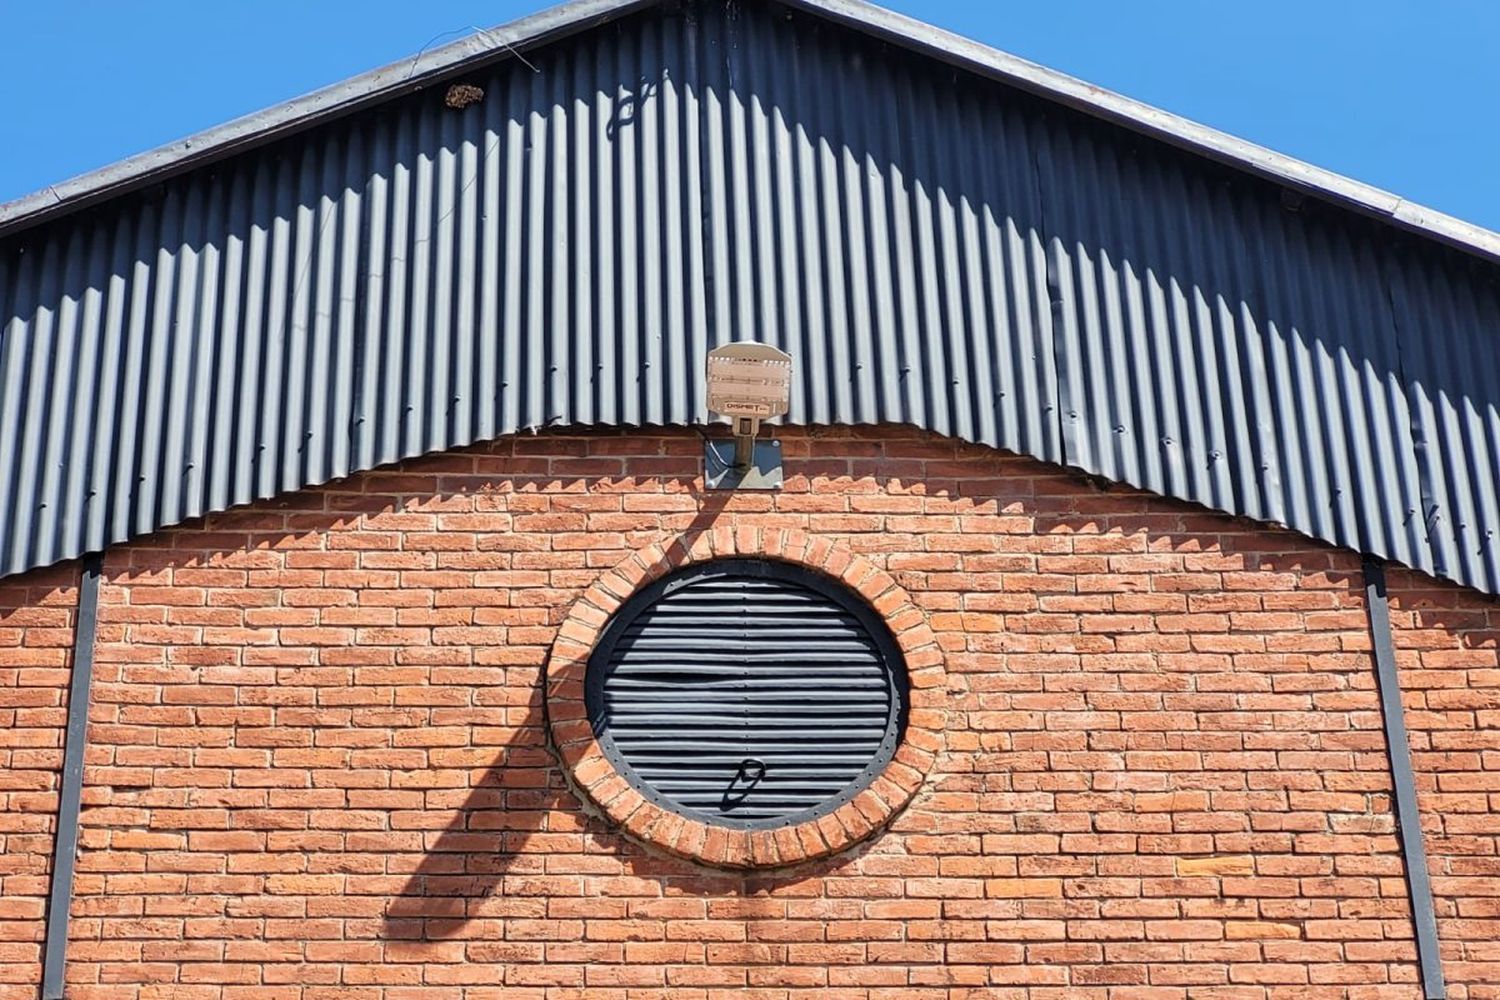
[544,527,947,870]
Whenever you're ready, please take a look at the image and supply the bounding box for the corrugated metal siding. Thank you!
[1,0,1497,593]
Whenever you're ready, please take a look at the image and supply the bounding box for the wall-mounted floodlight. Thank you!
[704,342,792,490]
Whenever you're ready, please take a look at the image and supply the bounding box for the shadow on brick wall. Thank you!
[376,487,881,942]
[66,426,1497,961]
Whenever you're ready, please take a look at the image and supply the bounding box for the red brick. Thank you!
[0,427,1492,997]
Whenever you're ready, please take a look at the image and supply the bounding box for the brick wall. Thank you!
[1387,570,1500,997]
[0,562,80,999]
[2,426,1497,999]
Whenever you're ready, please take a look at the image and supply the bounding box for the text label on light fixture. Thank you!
[704,342,792,488]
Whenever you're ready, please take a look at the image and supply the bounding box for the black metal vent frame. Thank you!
[585,557,910,831]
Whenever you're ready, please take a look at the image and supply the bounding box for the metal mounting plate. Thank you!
[704,439,783,490]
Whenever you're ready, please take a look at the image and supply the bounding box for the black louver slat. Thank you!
[586,560,908,829]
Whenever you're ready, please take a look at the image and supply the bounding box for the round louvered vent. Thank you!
[585,558,909,830]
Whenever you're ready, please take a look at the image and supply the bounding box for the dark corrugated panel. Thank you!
[1033,114,1453,574]
[0,1,1497,594]
[588,559,906,827]
[1384,252,1500,590]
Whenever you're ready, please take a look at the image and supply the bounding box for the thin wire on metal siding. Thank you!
[1,1,1498,595]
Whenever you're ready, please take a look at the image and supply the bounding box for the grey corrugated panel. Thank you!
[1034,106,1449,578]
[0,0,1497,596]
[1386,251,1500,588]
[0,0,663,240]
[784,0,1500,267]
[6,2,1500,277]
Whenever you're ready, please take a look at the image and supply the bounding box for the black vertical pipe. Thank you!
[41,552,103,1000]
[1363,557,1446,1000]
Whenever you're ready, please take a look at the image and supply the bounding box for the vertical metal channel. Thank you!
[1362,557,1445,1000]
[41,551,102,1000]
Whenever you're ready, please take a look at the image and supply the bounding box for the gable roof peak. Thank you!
[1,0,1498,264]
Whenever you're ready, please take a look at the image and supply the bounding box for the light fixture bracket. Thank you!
[704,438,783,491]
[704,343,792,491]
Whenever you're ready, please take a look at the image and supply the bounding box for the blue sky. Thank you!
[3,1,1498,231]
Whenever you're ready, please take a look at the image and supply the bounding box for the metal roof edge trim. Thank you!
[784,0,1500,266]
[0,0,658,239]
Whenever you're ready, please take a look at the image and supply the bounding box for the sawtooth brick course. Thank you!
[0,426,1495,999]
